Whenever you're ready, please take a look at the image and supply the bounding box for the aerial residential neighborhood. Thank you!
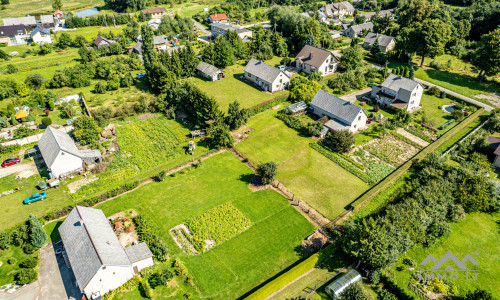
[0,0,498,299]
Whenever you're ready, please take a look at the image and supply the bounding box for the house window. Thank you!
[354,124,357,128]
[358,116,361,120]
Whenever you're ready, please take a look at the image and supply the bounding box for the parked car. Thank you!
[2,158,20,167]
[366,119,375,124]
[136,73,146,79]
[23,192,47,204]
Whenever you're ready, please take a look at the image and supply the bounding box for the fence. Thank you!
[442,118,489,156]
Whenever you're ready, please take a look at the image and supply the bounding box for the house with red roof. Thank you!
[208,13,228,23]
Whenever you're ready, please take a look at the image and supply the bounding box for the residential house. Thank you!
[40,15,56,28]
[319,2,355,20]
[196,61,225,81]
[243,58,290,92]
[208,13,228,23]
[93,35,116,48]
[2,16,37,29]
[55,94,80,106]
[310,90,368,133]
[355,9,393,21]
[210,23,252,42]
[330,30,342,39]
[152,35,169,51]
[0,25,28,45]
[148,18,162,30]
[38,126,102,178]
[59,206,154,299]
[141,8,167,19]
[488,137,500,168]
[370,74,424,112]
[30,26,53,44]
[343,22,373,38]
[294,44,338,76]
[362,33,396,52]
[54,10,64,19]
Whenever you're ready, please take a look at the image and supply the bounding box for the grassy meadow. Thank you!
[0,0,103,20]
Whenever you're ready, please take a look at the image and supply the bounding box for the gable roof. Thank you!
[488,137,500,155]
[349,22,373,33]
[209,13,228,21]
[2,16,36,26]
[243,58,288,83]
[357,9,393,19]
[197,61,221,76]
[125,242,153,263]
[40,15,55,24]
[332,1,355,12]
[93,35,115,47]
[38,126,81,168]
[59,206,132,291]
[363,33,395,47]
[0,25,26,37]
[381,74,420,93]
[153,35,168,45]
[311,90,367,125]
[30,26,51,37]
[295,45,336,69]
[141,8,166,14]
[211,22,252,35]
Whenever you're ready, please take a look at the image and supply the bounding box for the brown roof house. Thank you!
[141,8,167,19]
[363,33,396,52]
[294,45,338,76]
[0,25,28,45]
[93,35,116,48]
[243,58,290,92]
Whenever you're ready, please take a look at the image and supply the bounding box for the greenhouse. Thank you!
[284,101,307,114]
[325,269,362,299]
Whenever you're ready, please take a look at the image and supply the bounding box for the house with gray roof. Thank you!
[355,9,394,21]
[362,33,396,52]
[30,26,52,44]
[93,35,116,48]
[210,23,252,42]
[59,206,154,299]
[370,74,424,111]
[243,58,290,92]
[197,61,224,81]
[343,22,374,38]
[310,90,368,134]
[2,16,37,28]
[319,2,355,20]
[38,126,102,178]
[0,25,28,45]
[294,45,338,76]
[40,15,56,28]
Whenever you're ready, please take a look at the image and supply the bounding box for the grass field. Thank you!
[0,245,40,286]
[59,26,128,41]
[419,93,455,131]
[187,57,288,112]
[236,108,370,220]
[95,152,316,298]
[0,0,103,20]
[389,212,500,297]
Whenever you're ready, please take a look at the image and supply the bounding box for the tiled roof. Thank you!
[30,26,51,37]
[363,33,395,47]
[243,58,287,83]
[311,90,367,125]
[0,25,26,37]
[349,22,374,33]
[197,61,221,76]
[38,126,81,168]
[125,242,153,263]
[141,8,166,14]
[209,13,228,21]
[381,74,420,93]
[2,16,36,26]
[295,45,336,69]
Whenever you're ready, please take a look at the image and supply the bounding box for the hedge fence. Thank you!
[244,242,339,300]
[247,94,289,117]
[350,107,484,211]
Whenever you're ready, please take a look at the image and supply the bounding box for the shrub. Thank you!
[94,81,107,94]
[184,292,192,298]
[41,117,52,126]
[326,129,355,153]
[23,243,37,254]
[6,64,17,74]
[402,257,416,267]
[451,110,465,121]
[25,73,45,88]
[20,257,38,268]
[339,282,369,300]
[429,60,444,70]
[427,86,441,96]
[149,268,173,288]
[306,121,323,136]
[27,214,48,248]
[133,215,169,261]
[15,268,37,285]
[280,57,291,66]
[7,257,16,265]
[370,270,380,284]
[256,161,278,185]
[139,279,153,299]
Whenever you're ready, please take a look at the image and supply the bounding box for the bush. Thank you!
[149,268,173,288]
[133,215,169,261]
[7,257,16,265]
[429,60,444,70]
[256,161,278,185]
[339,282,369,300]
[326,130,355,153]
[20,257,38,268]
[280,57,291,66]
[15,268,37,285]
[427,86,441,96]
[27,214,48,248]
[6,64,17,74]
[23,243,37,254]
[41,117,52,126]
[139,279,153,299]
[451,110,465,121]
[402,257,416,267]
[94,81,107,94]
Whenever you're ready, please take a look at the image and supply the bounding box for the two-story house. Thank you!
[207,13,228,23]
[30,26,53,44]
[0,25,28,45]
[319,2,355,20]
[243,58,290,92]
[294,45,338,76]
[343,22,374,38]
[371,74,424,112]
[210,23,252,42]
[141,8,167,19]
[362,33,396,52]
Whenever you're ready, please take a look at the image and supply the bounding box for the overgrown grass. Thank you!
[0,0,103,20]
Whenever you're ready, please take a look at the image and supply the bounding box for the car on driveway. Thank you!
[2,158,20,167]
[23,192,47,204]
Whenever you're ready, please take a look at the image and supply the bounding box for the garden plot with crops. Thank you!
[170,203,252,255]
[361,134,421,167]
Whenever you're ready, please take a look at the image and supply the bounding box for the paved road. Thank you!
[1,126,73,146]
[341,87,371,103]
[241,21,271,29]
[192,19,210,35]
[0,281,40,300]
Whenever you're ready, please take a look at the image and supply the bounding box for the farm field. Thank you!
[59,25,128,41]
[187,56,288,112]
[96,152,316,298]
[389,212,500,297]
[236,108,370,220]
[0,0,103,20]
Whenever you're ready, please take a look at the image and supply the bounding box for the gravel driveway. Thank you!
[0,162,37,179]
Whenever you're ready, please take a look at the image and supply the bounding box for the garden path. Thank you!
[396,128,429,147]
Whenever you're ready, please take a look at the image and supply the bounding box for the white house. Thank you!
[30,26,53,44]
[0,25,29,46]
[38,126,102,178]
[59,206,154,299]
[362,33,396,52]
[319,2,355,19]
[207,13,228,23]
[148,18,162,30]
[243,58,290,92]
[370,74,424,112]
[310,90,368,133]
[196,61,225,81]
[294,45,338,76]
[343,22,373,38]
[210,23,252,42]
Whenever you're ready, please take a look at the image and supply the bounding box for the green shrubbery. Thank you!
[133,215,169,262]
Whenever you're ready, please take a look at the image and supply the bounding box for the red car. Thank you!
[2,158,20,167]
[366,119,375,124]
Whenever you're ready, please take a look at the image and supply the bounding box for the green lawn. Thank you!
[187,57,288,112]
[96,152,316,298]
[59,26,128,42]
[0,0,103,20]
[0,246,40,286]
[419,93,455,130]
[389,212,500,297]
[236,108,370,220]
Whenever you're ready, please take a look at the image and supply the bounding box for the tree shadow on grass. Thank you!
[423,69,499,94]
[232,72,269,91]
[47,220,63,242]
[238,173,254,184]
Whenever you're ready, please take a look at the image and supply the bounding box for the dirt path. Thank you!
[396,128,429,147]
[341,87,372,103]
[0,162,37,179]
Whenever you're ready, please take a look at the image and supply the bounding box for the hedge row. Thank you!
[310,142,376,185]
[247,94,289,116]
[404,126,433,143]
[350,108,484,211]
[0,144,21,154]
[389,131,424,149]
[318,142,365,170]
[276,111,309,134]
[245,242,339,300]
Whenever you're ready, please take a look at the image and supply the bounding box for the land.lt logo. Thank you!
[416,251,480,281]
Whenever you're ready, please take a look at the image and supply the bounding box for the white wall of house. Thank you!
[406,84,423,111]
[349,111,368,132]
[297,54,337,76]
[371,84,423,112]
[244,71,289,92]
[50,151,83,177]
[132,257,154,273]
[32,32,52,44]
[84,265,135,298]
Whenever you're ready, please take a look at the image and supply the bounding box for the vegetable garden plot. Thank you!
[363,135,420,167]
[116,117,187,171]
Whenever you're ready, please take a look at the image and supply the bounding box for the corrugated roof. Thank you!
[59,206,132,291]
[153,35,168,45]
[310,90,367,125]
[125,242,153,263]
[295,45,337,69]
[381,74,420,93]
[197,61,221,76]
[38,127,81,168]
[363,33,395,47]
[40,15,54,24]
[2,16,36,26]
[243,58,287,83]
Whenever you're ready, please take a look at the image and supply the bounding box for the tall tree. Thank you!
[27,214,48,248]
[340,45,364,70]
[304,31,316,46]
[397,0,434,28]
[416,19,452,67]
[471,29,500,82]
[51,0,62,10]
[225,101,248,130]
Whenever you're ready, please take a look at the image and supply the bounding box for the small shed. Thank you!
[196,61,224,81]
[284,101,307,115]
[325,269,362,299]
[190,129,206,138]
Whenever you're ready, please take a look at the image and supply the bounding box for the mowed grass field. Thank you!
[236,107,370,220]
[0,0,103,20]
[96,152,316,298]
[188,57,288,112]
[390,212,500,297]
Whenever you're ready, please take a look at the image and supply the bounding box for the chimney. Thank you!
[310,52,313,59]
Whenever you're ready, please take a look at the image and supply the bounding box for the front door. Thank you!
[133,266,139,274]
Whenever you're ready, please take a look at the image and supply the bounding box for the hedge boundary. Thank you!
[350,108,484,211]
[248,94,289,117]
[244,242,339,300]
